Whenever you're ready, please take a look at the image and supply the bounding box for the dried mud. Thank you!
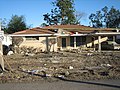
[0,51,120,83]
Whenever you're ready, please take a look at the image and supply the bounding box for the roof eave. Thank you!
[9,34,54,37]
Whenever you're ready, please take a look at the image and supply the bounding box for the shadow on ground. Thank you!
[20,69,120,89]
[55,77,120,89]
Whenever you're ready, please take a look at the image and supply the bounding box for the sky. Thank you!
[0,0,120,27]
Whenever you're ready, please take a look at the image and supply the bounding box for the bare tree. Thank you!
[48,38,56,52]
[12,37,23,53]
[41,38,56,52]
[74,11,86,24]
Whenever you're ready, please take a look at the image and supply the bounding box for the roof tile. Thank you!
[13,28,55,35]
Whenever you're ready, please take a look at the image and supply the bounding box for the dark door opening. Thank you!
[62,38,66,48]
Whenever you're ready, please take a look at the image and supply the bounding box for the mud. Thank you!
[0,51,120,83]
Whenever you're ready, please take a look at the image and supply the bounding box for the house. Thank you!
[43,25,120,51]
[11,25,120,52]
[2,34,12,46]
[11,27,57,52]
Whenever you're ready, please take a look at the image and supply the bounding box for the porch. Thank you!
[57,34,120,52]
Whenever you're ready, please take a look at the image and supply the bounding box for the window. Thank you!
[25,36,39,40]
[76,36,86,46]
[70,36,86,47]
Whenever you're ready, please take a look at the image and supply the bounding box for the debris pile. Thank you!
[0,51,120,83]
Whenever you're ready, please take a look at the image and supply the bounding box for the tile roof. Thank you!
[12,25,118,36]
[43,25,92,29]
[43,25,115,31]
[13,27,55,35]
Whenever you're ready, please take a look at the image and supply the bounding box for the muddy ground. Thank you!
[0,50,120,83]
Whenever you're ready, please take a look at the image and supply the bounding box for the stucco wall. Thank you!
[19,37,57,52]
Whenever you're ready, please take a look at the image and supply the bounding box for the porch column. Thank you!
[74,36,76,48]
[46,37,49,52]
[98,35,101,52]
[113,36,116,42]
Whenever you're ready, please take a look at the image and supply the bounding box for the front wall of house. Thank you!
[57,36,71,50]
[57,36,87,50]
[57,36,108,50]
[19,37,57,52]
[57,28,110,50]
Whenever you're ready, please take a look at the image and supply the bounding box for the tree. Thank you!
[12,37,23,47]
[102,6,108,27]
[12,36,23,53]
[0,18,7,32]
[89,6,120,28]
[106,6,120,28]
[43,0,78,25]
[41,38,57,52]
[74,11,86,24]
[89,11,103,28]
[40,23,48,27]
[6,15,27,34]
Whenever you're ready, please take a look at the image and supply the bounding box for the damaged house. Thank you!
[10,25,120,52]
[11,28,57,52]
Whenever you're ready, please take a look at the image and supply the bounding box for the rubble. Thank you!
[7,51,14,55]
[0,51,120,83]
[69,66,74,69]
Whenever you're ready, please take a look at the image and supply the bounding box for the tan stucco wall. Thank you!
[57,37,62,49]
[19,37,57,52]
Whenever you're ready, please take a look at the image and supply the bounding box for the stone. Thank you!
[7,51,14,55]
[69,66,74,69]
[65,71,70,76]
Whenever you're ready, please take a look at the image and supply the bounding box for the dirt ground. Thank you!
[0,50,120,83]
